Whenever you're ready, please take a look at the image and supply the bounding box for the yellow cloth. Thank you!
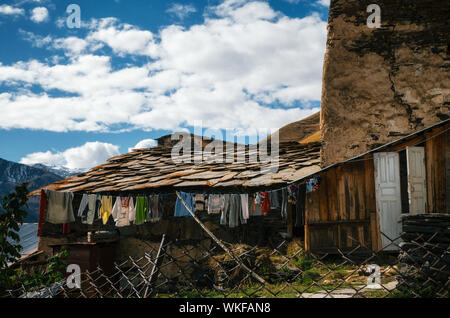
[100,196,113,225]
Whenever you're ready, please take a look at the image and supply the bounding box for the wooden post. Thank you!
[143,234,166,298]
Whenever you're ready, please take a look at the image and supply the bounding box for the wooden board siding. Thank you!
[425,126,447,214]
[305,160,374,252]
[305,122,448,253]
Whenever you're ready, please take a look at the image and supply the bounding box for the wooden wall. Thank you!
[425,125,447,214]
[305,158,377,252]
[305,122,449,252]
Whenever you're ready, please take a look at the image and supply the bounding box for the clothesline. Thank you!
[37,184,319,235]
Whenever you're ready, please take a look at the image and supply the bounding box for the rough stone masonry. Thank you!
[320,0,449,167]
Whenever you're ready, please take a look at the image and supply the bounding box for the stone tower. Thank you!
[320,0,449,167]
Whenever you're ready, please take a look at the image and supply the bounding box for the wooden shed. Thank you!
[296,119,449,253]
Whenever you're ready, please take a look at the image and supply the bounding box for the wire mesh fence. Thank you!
[2,223,448,299]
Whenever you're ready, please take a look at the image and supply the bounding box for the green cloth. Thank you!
[135,196,148,225]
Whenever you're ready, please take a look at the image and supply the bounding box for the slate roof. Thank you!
[29,139,321,195]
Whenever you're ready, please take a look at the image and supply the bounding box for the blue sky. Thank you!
[0,0,329,170]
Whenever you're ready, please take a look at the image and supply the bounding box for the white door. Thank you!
[374,152,402,250]
[406,147,427,215]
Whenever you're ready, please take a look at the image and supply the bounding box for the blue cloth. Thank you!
[174,192,195,217]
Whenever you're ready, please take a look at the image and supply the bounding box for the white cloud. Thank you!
[30,6,49,23]
[316,0,330,7]
[1,0,326,136]
[166,3,196,20]
[19,29,52,48]
[128,139,157,152]
[20,142,121,170]
[0,5,24,16]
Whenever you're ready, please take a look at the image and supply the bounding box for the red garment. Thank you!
[37,190,47,237]
[260,192,271,216]
[62,223,70,234]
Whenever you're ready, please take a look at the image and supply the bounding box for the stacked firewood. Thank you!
[397,214,450,297]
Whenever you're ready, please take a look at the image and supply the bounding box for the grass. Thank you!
[154,253,399,298]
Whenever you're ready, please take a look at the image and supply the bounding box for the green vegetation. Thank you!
[0,184,68,296]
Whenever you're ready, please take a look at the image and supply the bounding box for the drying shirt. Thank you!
[220,194,230,225]
[281,188,288,220]
[260,192,271,216]
[208,194,224,214]
[194,194,206,212]
[100,196,113,225]
[220,194,243,228]
[45,190,75,224]
[252,194,264,216]
[240,194,249,221]
[174,192,194,217]
[148,195,162,223]
[78,194,101,225]
[112,197,135,227]
[135,196,148,225]
[270,190,280,209]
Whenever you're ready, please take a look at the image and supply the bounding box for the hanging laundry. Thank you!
[100,196,113,225]
[281,188,288,220]
[252,193,264,216]
[37,190,47,237]
[306,177,321,193]
[208,194,224,214]
[240,194,249,221]
[220,194,241,228]
[220,194,230,225]
[135,196,148,225]
[194,194,206,212]
[270,190,280,209]
[148,194,162,222]
[254,192,262,205]
[45,190,75,224]
[260,192,271,216]
[174,192,195,217]
[112,197,135,227]
[78,194,102,225]
[229,195,241,228]
[288,184,298,201]
[62,223,70,234]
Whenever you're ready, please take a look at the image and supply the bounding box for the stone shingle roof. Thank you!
[29,140,321,195]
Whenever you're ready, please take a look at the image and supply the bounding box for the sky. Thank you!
[0,0,330,170]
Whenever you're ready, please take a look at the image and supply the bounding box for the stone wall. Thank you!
[321,0,449,166]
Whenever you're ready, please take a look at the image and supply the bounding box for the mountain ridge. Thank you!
[0,158,68,222]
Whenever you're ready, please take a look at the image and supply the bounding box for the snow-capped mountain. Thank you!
[0,158,67,222]
[31,163,85,179]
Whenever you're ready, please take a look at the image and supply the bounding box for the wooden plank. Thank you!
[430,128,447,213]
[370,211,381,251]
[319,172,329,222]
[327,168,338,221]
[358,226,365,247]
[338,166,347,221]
